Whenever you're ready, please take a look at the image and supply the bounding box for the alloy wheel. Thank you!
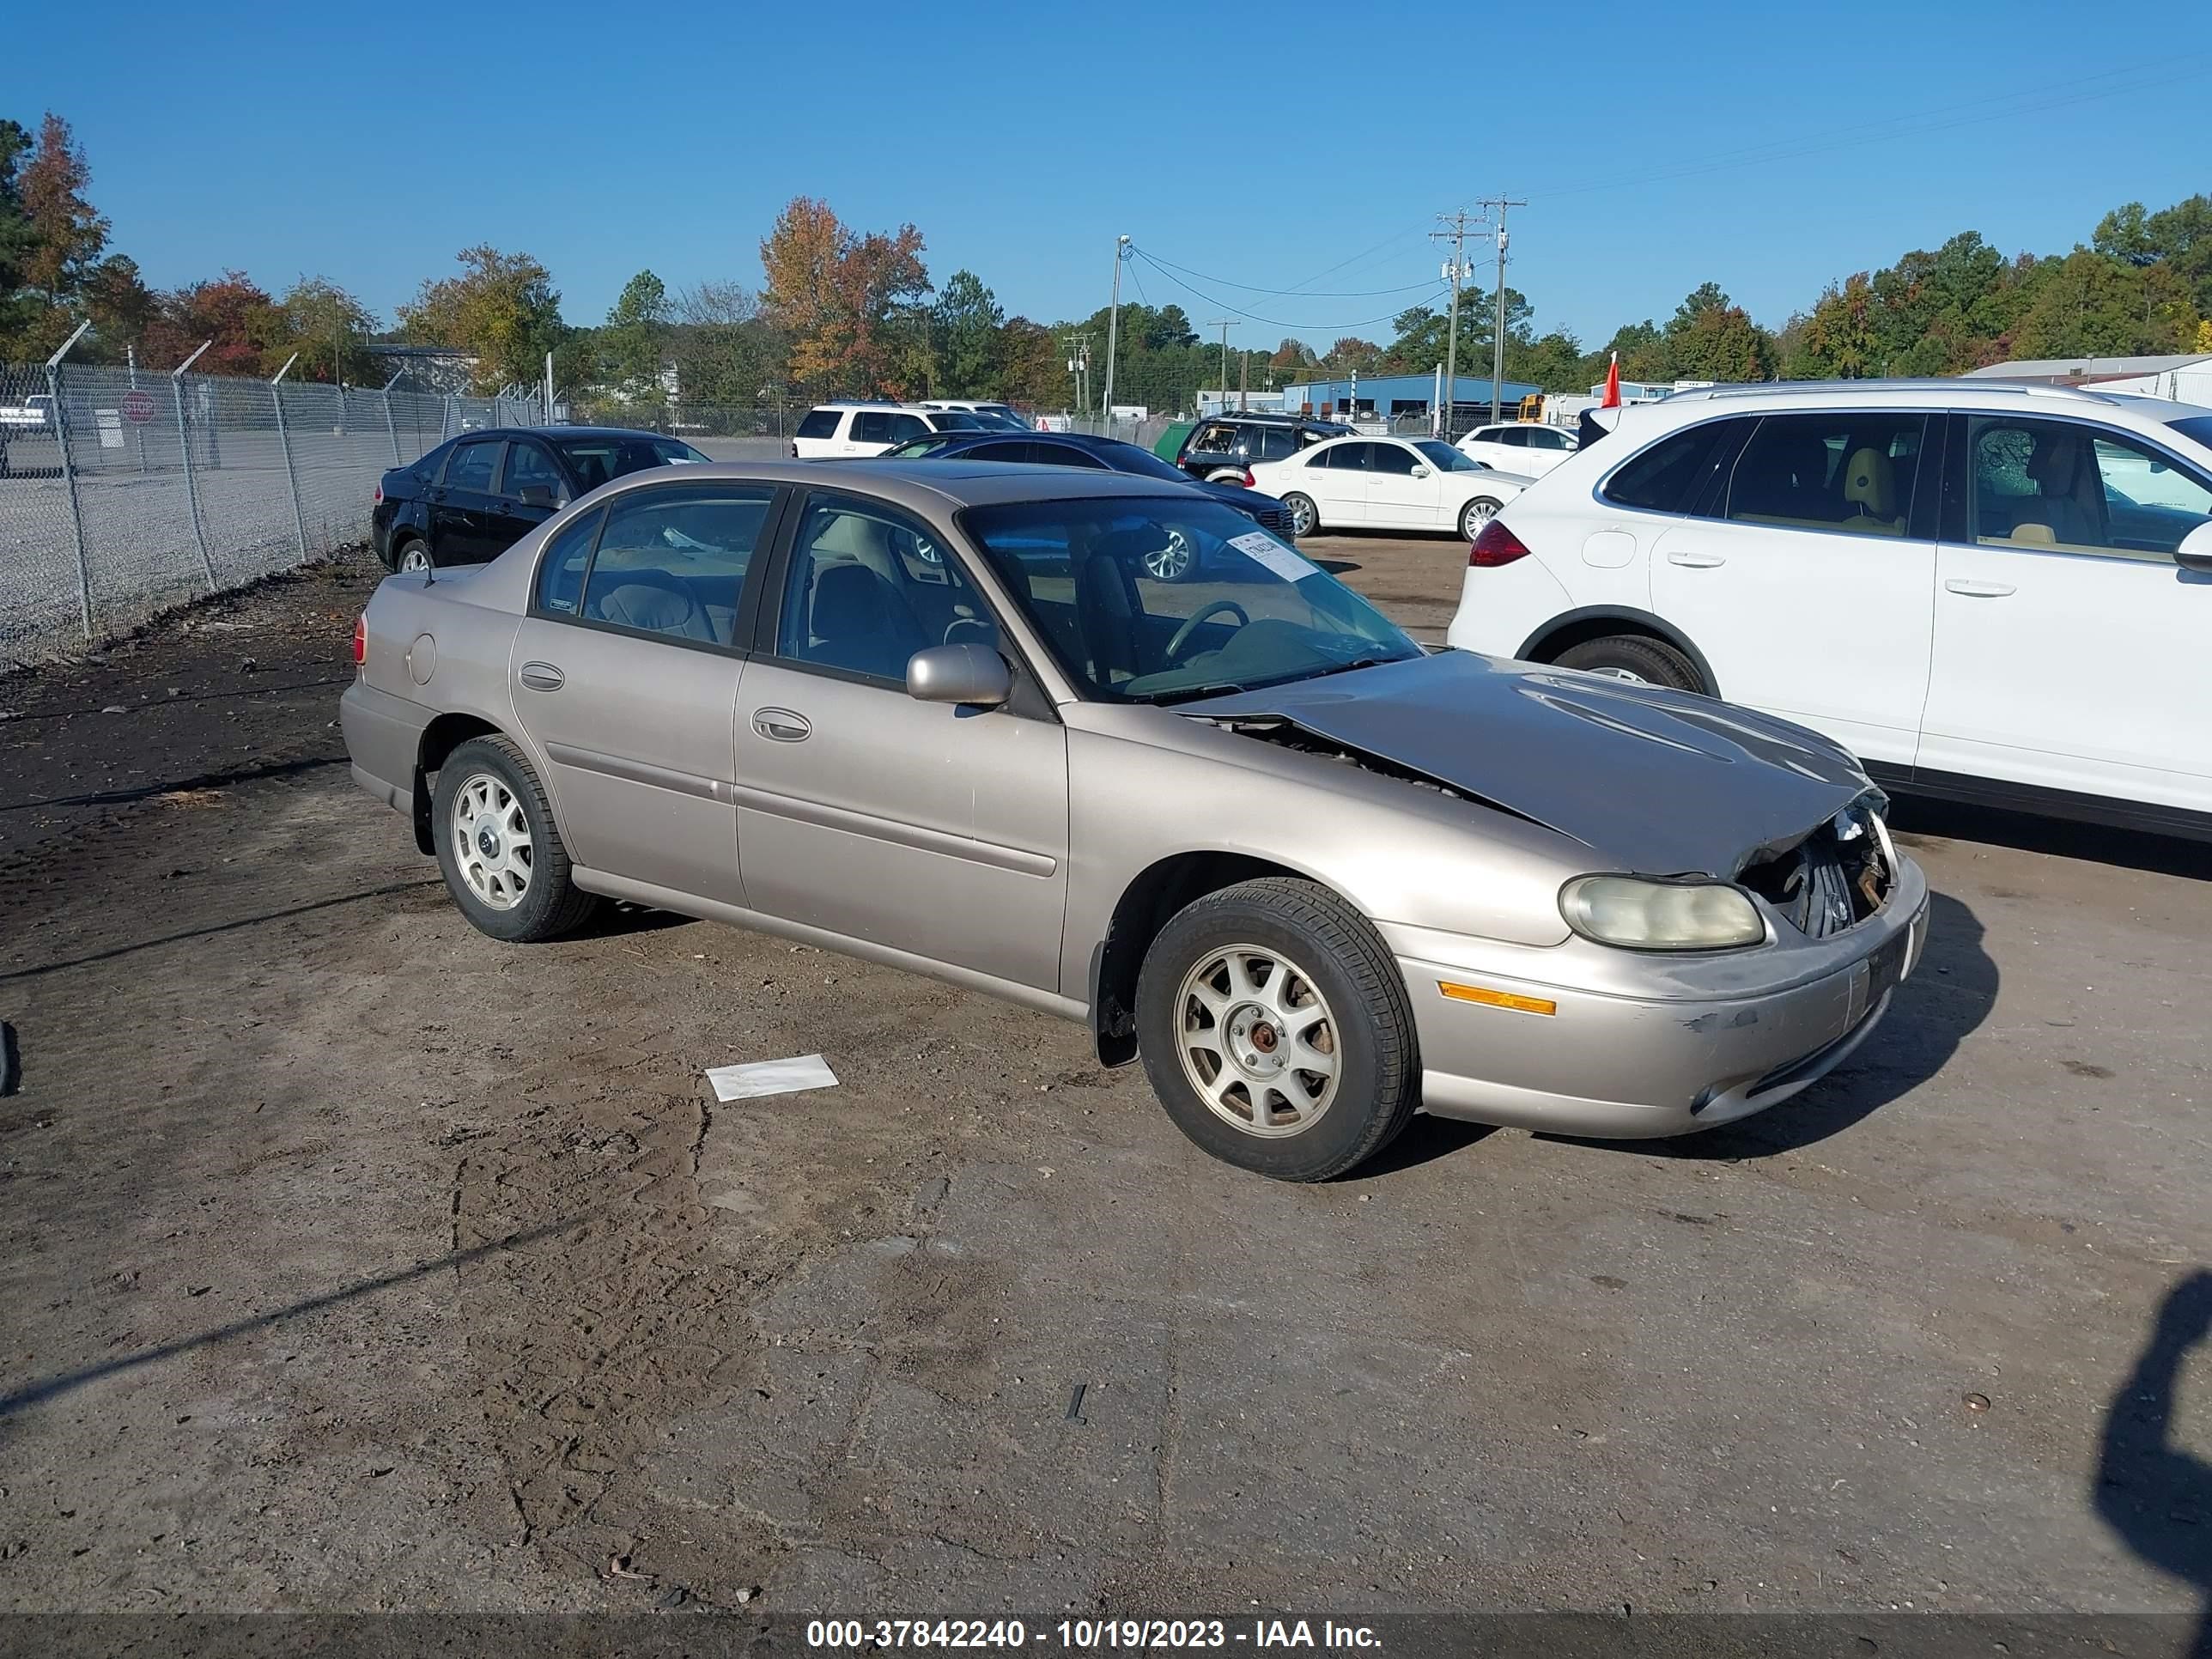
[1144,531,1195,581]
[1174,944,1341,1138]
[450,771,534,910]
[399,544,431,573]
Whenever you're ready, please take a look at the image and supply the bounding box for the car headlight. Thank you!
[1559,876,1765,951]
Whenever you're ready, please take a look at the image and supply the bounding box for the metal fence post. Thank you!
[171,373,217,590]
[381,389,402,465]
[46,362,95,640]
[270,366,310,562]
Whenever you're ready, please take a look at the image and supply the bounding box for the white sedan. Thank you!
[1248,434,1534,539]
[1456,422,1579,477]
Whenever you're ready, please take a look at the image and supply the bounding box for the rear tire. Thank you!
[1553,634,1705,693]
[392,537,433,575]
[1282,493,1319,538]
[1135,878,1419,1182]
[1459,497,1504,539]
[431,736,602,943]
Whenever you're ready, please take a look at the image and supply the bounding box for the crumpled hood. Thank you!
[1185,650,1874,878]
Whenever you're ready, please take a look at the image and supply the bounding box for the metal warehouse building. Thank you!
[1276,373,1543,424]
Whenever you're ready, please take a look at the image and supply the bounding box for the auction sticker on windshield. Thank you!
[1228,530,1317,583]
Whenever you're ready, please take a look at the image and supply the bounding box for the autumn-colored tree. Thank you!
[398,246,567,394]
[994,316,1061,408]
[759,197,930,394]
[1321,337,1382,374]
[19,113,108,306]
[144,272,284,375]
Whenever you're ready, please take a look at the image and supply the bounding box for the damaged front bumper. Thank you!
[1379,854,1929,1139]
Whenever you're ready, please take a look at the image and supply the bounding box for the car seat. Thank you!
[590,568,719,642]
[805,562,927,681]
[1073,533,1149,685]
[1838,447,1904,535]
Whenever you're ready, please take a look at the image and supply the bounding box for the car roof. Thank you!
[586,459,1196,514]
[1653,379,2202,420]
[448,425,678,443]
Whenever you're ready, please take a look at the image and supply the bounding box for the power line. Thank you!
[1127,248,1445,334]
[1132,246,1439,301]
[1274,222,1435,297]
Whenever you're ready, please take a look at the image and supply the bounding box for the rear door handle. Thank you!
[753,708,811,743]
[518,661,565,691]
[1667,550,1726,568]
[1944,579,2016,598]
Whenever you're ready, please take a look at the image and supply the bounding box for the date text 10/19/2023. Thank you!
[805,1620,1384,1650]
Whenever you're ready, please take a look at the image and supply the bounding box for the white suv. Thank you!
[1456,421,1579,477]
[1445,380,2212,837]
[790,403,987,459]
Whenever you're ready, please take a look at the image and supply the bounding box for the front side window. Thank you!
[1723,412,1927,538]
[777,494,988,682]
[1369,443,1419,477]
[503,441,564,500]
[1601,419,1747,514]
[1250,426,1298,462]
[574,485,774,646]
[444,440,501,493]
[886,413,931,442]
[853,411,892,445]
[796,408,842,440]
[1967,416,2212,560]
[961,497,1419,704]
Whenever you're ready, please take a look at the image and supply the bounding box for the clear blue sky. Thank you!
[9,0,2209,353]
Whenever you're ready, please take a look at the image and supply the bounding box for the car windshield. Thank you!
[555,435,709,490]
[2166,414,2212,451]
[1410,439,1483,471]
[960,496,1420,704]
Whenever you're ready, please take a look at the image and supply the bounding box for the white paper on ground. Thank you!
[1227,529,1320,583]
[706,1054,840,1103]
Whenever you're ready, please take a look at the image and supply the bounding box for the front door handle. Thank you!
[1944,579,2016,598]
[752,708,811,743]
[1667,550,1726,568]
[518,661,565,691]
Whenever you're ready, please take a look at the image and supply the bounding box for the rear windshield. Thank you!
[553,435,709,492]
[796,409,843,439]
[2166,414,2212,452]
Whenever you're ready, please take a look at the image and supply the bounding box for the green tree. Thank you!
[933,270,1004,396]
[1662,283,1775,381]
[599,269,671,406]
[398,246,568,395]
[273,275,380,383]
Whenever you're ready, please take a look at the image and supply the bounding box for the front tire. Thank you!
[431,736,601,942]
[1282,493,1319,538]
[1553,634,1705,693]
[1459,497,1504,539]
[1136,878,1419,1182]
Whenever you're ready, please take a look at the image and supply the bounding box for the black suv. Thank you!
[370,426,709,573]
[1171,413,1353,483]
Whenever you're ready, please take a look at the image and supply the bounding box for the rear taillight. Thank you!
[1469,519,1533,567]
[373,483,383,504]
[790,441,799,458]
[352,615,367,667]
[1238,469,1255,487]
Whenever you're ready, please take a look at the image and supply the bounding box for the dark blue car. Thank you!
[874,428,1297,581]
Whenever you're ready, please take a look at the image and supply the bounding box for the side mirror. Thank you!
[2176,520,2212,574]
[906,642,1012,708]
[1410,464,1431,478]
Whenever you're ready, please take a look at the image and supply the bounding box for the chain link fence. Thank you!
[0,362,544,668]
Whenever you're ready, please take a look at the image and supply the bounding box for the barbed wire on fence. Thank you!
[0,362,542,669]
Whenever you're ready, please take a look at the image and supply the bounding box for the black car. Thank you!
[1171,413,1353,483]
[877,428,1298,581]
[370,426,710,573]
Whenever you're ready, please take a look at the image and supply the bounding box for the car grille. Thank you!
[1251,501,1296,540]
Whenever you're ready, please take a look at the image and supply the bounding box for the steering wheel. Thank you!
[1166,599,1250,660]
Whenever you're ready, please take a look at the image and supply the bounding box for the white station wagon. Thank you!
[1446,380,2212,838]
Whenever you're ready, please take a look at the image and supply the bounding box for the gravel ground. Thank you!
[0,536,2207,1632]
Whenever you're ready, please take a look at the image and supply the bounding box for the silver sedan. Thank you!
[340,460,1927,1180]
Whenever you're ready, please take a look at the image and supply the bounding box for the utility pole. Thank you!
[1101,234,1130,429]
[1430,209,1480,439]
[1476,196,1527,422]
[1206,319,1235,416]
[1238,348,1249,411]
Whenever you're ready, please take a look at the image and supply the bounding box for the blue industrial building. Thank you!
[1279,373,1543,423]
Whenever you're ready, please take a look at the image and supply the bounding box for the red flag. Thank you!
[1601,350,1621,409]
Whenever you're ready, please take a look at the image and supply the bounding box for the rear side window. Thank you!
[580,485,776,646]
[1723,412,1928,538]
[1250,427,1297,462]
[445,440,501,493]
[796,409,842,440]
[536,508,604,615]
[1601,420,1744,513]
[967,441,1035,463]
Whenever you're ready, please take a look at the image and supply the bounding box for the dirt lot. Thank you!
[1,536,2208,1631]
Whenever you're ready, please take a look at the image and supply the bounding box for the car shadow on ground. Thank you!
[1541,888,1999,1162]
[1891,798,2212,882]
[567,900,700,941]
[1310,559,1362,576]
[2097,1269,2212,1657]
